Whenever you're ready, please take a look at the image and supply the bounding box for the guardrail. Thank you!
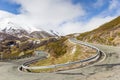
[19,38,102,71]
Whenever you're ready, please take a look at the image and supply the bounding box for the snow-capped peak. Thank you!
[0,19,41,38]
[0,19,22,30]
[0,18,54,39]
[0,18,42,33]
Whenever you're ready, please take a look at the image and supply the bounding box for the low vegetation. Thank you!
[77,16,120,46]
[29,37,96,72]
[0,38,57,59]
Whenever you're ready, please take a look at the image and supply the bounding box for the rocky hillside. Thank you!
[0,37,57,59]
[0,20,54,39]
[30,31,53,39]
[0,19,56,60]
[0,32,19,41]
[77,16,120,46]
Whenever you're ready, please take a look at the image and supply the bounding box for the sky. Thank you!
[0,0,120,35]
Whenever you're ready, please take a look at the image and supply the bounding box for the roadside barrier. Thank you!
[20,38,103,72]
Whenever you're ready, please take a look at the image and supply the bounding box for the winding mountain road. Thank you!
[0,38,120,80]
[20,38,102,70]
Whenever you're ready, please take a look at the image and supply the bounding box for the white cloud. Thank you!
[0,0,120,35]
[93,0,104,8]
[10,0,85,30]
[84,16,116,30]
[58,22,82,35]
[58,16,116,35]
[108,0,120,16]
[0,10,14,20]
[109,0,119,10]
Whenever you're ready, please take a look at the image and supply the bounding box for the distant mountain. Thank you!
[0,19,54,39]
[77,16,120,46]
[0,22,29,38]
[0,19,55,59]
[0,32,19,41]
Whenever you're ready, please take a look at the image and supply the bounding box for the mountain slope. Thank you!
[0,20,54,39]
[0,32,19,41]
[30,31,54,39]
[77,16,120,46]
[0,19,54,59]
[1,22,29,38]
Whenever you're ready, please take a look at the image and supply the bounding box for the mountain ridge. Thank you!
[0,19,54,39]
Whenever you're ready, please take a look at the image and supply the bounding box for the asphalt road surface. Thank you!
[0,40,120,80]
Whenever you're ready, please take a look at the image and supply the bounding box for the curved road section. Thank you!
[20,38,106,71]
[1,38,117,80]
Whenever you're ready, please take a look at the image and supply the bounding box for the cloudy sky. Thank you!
[0,0,120,35]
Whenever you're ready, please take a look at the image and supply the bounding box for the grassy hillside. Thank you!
[77,16,120,46]
[29,37,96,72]
[0,38,57,60]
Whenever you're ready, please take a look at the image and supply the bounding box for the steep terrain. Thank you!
[0,19,54,39]
[30,31,53,39]
[29,37,96,72]
[0,19,54,59]
[0,37,57,59]
[77,16,120,46]
[0,32,19,41]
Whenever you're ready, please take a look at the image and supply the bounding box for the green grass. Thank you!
[30,42,96,72]
[36,37,68,58]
